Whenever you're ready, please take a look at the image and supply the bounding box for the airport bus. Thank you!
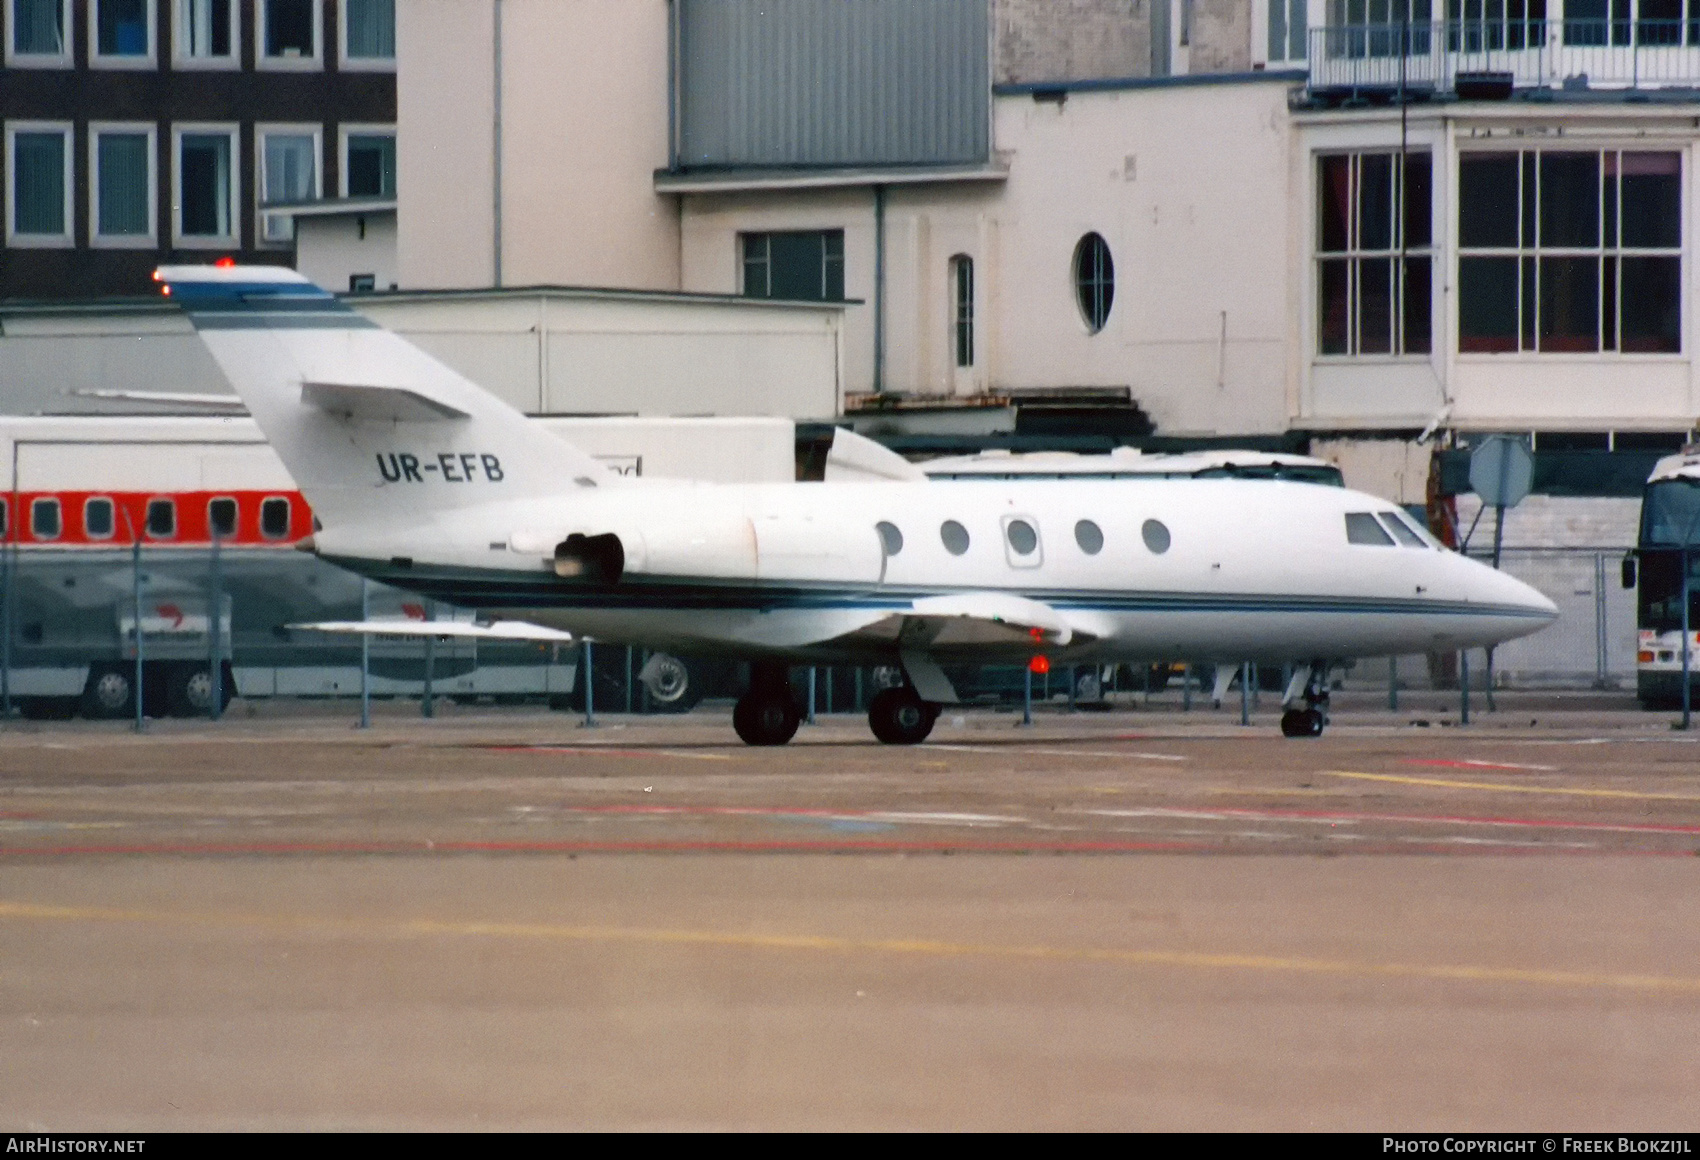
[1629,448,1700,705]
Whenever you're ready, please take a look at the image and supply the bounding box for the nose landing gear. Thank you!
[1279,661,1331,738]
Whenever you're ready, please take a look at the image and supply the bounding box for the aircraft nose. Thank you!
[1472,558,1558,620]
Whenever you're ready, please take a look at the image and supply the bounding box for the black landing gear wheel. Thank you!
[868,687,939,745]
[1280,707,1325,738]
[733,685,801,746]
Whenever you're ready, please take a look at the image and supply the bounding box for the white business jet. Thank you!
[156,264,1556,744]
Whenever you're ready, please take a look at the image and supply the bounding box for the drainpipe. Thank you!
[873,184,887,394]
[492,0,504,288]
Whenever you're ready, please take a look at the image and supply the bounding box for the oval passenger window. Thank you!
[876,521,903,556]
[1141,519,1171,555]
[1074,519,1104,554]
[940,520,970,556]
[1006,519,1038,555]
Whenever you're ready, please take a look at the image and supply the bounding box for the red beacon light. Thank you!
[1029,655,1050,675]
[214,256,236,268]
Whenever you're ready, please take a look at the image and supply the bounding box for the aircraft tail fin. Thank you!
[154,265,615,530]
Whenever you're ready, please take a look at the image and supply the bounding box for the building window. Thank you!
[91,0,152,62]
[1317,150,1432,356]
[741,231,845,301]
[951,255,974,368]
[343,130,396,197]
[1073,233,1115,334]
[1457,150,1681,354]
[176,0,235,64]
[1268,0,1308,60]
[10,0,67,60]
[7,124,71,245]
[259,0,318,65]
[258,127,319,243]
[1324,1,1437,55]
[91,125,155,244]
[175,127,237,243]
[343,0,393,62]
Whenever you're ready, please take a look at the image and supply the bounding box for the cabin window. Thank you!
[261,496,291,539]
[84,497,114,539]
[1345,512,1396,545]
[208,496,237,539]
[876,520,903,556]
[940,520,970,556]
[0,498,8,537]
[1005,519,1039,556]
[1377,511,1428,547]
[1141,519,1171,555]
[1074,519,1104,555]
[30,497,60,539]
[146,497,176,538]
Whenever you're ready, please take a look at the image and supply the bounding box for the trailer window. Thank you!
[1346,512,1395,545]
[146,498,176,538]
[208,497,237,539]
[84,497,114,539]
[31,498,60,540]
[260,496,291,539]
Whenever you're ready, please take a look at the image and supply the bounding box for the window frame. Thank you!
[1455,147,1684,358]
[88,121,158,247]
[6,121,74,247]
[83,496,115,540]
[253,0,322,70]
[255,122,322,246]
[1073,232,1115,335]
[171,122,241,248]
[172,0,239,69]
[87,0,157,68]
[338,0,394,70]
[739,229,846,302]
[5,0,71,68]
[1001,515,1043,568]
[1314,148,1435,359]
[338,123,396,198]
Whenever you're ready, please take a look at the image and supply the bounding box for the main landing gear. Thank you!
[1279,661,1331,738]
[732,662,801,746]
[730,663,942,747]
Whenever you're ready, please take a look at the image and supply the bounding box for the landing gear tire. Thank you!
[868,687,939,745]
[733,690,801,746]
[81,667,133,719]
[1280,707,1325,738]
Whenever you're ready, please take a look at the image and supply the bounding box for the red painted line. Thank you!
[0,838,1209,857]
[1206,804,1700,836]
[483,747,703,759]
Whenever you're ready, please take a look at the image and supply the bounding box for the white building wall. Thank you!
[294,211,399,294]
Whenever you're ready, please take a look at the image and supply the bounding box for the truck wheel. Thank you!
[81,667,134,719]
[640,653,703,714]
[169,664,234,717]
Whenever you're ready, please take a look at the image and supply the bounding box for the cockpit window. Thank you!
[1345,512,1395,546]
[1377,512,1427,547]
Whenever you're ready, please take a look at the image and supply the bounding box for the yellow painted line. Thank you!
[2,899,1698,996]
[1325,770,1700,802]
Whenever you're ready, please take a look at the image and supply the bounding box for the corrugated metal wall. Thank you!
[677,0,990,169]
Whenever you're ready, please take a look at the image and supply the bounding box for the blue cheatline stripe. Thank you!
[320,556,1552,621]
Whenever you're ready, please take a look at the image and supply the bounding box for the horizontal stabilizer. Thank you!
[289,619,574,642]
[70,389,246,410]
[301,381,470,422]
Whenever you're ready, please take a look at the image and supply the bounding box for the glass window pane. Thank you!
[96,0,147,55]
[345,0,394,58]
[1074,233,1114,333]
[1538,256,1600,353]
[1074,519,1104,554]
[1378,512,1427,546]
[84,498,114,539]
[1005,519,1038,556]
[740,234,769,298]
[261,497,291,538]
[769,232,827,301]
[263,134,315,203]
[1346,512,1395,545]
[1459,153,1520,247]
[180,134,231,236]
[875,521,902,556]
[145,499,175,538]
[30,498,60,539]
[1403,151,1432,248]
[14,0,66,54]
[12,131,64,235]
[823,229,845,301]
[265,0,314,56]
[1358,154,1394,251]
[940,520,970,556]
[1318,155,1351,253]
[1620,256,1681,353]
[1319,258,1351,354]
[97,133,150,236]
[208,497,237,538]
[182,0,231,56]
[1141,519,1171,554]
[1458,256,1520,353]
[1620,152,1681,248]
[345,133,395,197]
[952,256,974,368]
[1403,255,1432,354]
[1357,258,1393,354]
[1539,152,1600,248]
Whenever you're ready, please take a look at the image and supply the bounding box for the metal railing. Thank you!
[1308,20,1700,93]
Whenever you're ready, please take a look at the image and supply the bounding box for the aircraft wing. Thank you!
[289,619,575,642]
[752,591,1087,652]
